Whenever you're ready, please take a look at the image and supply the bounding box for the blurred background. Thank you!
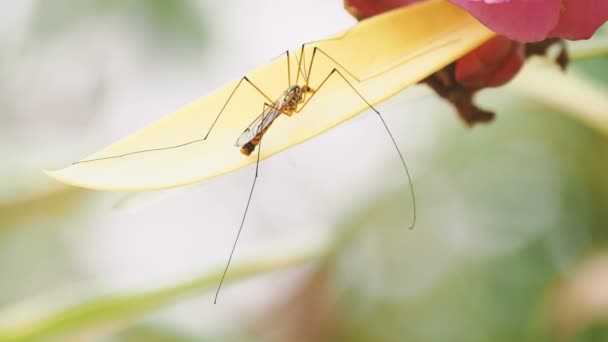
[1,0,608,341]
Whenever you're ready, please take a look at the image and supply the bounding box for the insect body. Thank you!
[70,36,423,304]
[236,85,312,156]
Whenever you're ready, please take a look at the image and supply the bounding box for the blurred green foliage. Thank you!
[331,90,608,341]
[116,325,201,342]
[574,324,608,342]
[572,56,608,84]
[32,0,207,53]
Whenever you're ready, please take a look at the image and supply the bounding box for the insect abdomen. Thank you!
[240,128,268,156]
[240,142,256,156]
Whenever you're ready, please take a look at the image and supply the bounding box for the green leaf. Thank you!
[0,247,326,341]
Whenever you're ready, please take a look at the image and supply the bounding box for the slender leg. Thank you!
[306,38,460,84]
[205,76,274,139]
[294,31,353,85]
[269,50,292,88]
[294,44,309,85]
[297,68,417,229]
[214,103,269,304]
[298,41,443,228]
[273,46,308,85]
[287,51,291,87]
[294,36,458,109]
[73,76,274,165]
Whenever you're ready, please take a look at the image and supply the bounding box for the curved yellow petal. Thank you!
[46,0,494,191]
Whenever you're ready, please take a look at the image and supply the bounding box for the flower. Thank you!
[345,0,608,42]
[450,0,608,42]
[344,0,581,126]
[454,35,524,89]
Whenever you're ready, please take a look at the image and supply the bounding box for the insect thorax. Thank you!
[282,85,304,111]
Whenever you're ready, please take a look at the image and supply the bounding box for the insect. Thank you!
[235,84,312,156]
[71,34,432,303]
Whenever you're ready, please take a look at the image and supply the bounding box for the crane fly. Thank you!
[235,84,312,156]
[68,31,454,303]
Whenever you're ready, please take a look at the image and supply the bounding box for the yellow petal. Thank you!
[46,0,494,191]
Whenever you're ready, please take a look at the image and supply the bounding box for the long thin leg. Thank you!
[206,77,275,139]
[272,48,306,85]
[73,76,274,165]
[214,103,269,303]
[297,40,454,228]
[294,44,308,86]
[294,31,353,85]
[269,50,292,88]
[294,36,458,110]
[287,51,291,87]
[306,38,460,84]
[298,68,416,229]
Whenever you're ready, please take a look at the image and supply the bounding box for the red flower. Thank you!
[451,0,608,42]
[344,0,582,125]
[345,0,608,42]
[454,35,524,89]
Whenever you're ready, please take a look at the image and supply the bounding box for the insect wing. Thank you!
[235,114,263,147]
[235,103,282,147]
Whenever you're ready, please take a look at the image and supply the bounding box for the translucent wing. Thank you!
[235,102,283,147]
[235,113,263,147]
